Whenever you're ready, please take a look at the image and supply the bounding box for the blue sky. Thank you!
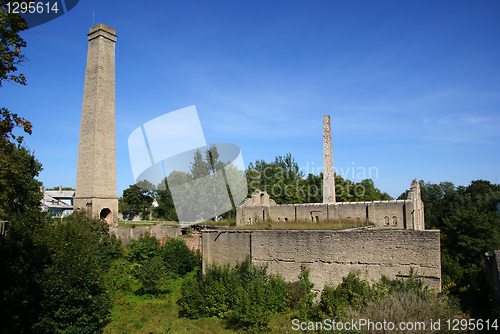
[2,0,499,198]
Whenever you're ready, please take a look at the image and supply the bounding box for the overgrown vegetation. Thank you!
[319,271,466,332]
[175,263,468,333]
[400,180,500,320]
[1,9,498,330]
[226,218,373,230]
[0,211,121,333]
[120,152,392,222]
[178,258,289,332]
[247,153,392,204]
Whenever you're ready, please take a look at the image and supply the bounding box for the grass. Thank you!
[116,218,372,231]
[104,293,236,334]
[102,268,464,334]
[224,219,374,231]
[102,271,305,333]
[103,275,236,334]
[118,221,180,227]
[194,218,236,227]
[345,291,468,334]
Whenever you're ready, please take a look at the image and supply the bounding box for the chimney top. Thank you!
[88,23,117,42]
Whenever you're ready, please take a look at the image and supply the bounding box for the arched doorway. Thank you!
[100,208,112,224]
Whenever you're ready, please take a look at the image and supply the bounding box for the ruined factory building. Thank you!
[205,115,438,293]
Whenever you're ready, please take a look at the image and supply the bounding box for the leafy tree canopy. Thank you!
[246,153,392,204]
[0,3,41,220]
[0,0,28,87]
[0,109,42,221]
[399,179,500,317]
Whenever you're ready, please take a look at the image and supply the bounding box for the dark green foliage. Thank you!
[400,180,500,317]
[134,256,170,295]
[0,0,28,87]
[178,258,289,331]
[103,258,139,293]
[246,153,306,204]
[123,233,200,296]
[34,215,112,333]
[371,269,429,300]
[0,211,115,333]
[0,211,49,333]
[291,265,318,320]
[338,178,392,202]
[161,237,200,277]
[127,232,161,264]
[151,179,178,221]
[125,233,168,296]
[319,271,371,319]
[153,144,237,221]
[246,153,391,204]
[0,108,43,220]
[121,184,154,220]
[1,8,42,221]
[178,269,214,319]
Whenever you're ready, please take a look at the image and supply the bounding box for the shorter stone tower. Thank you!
[74,24,118,226]
[407,180,425,230]
[323,115,336,203]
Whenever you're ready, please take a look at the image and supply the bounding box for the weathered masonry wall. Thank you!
[237,181,425,230]
[115,225,181,245]
[202,229,441,292]
[237,200,424,230]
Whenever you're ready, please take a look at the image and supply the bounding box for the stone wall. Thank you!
[202,229,441,293]
[237,200,423,230]
[115,224,181,245]
[237,181,425,230]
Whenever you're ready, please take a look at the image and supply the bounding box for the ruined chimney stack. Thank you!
[323,115,336,203]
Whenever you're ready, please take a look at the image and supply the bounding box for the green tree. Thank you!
[121,184,154,220]
[33,213,113,333]
[161,237,200,277]
[190,148,209,179]
[166,144,237,222]
[0,108,43,220]
[0,211,49,332]
[0,0,28,87]
[247,153,305,204]
[126,232,161,265]
[0,212,115,333]
[247,153,392,204]
[0,2,42,220]
[0,4,42,221]
[152,178,178,221]
[399,179,500,317]
[178,258,289,331]
[1,7,114,333]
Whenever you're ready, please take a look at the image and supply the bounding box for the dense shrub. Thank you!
[126,232,161,265]
[0,211,116,333]
[288,265,318,320]
[178,258,290,331]
[134,256,171,295]
[319,271,371,319]
[316,270,466,333]
[161,237,200,276]
[346,291,466,334]
[121,233,200,296]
